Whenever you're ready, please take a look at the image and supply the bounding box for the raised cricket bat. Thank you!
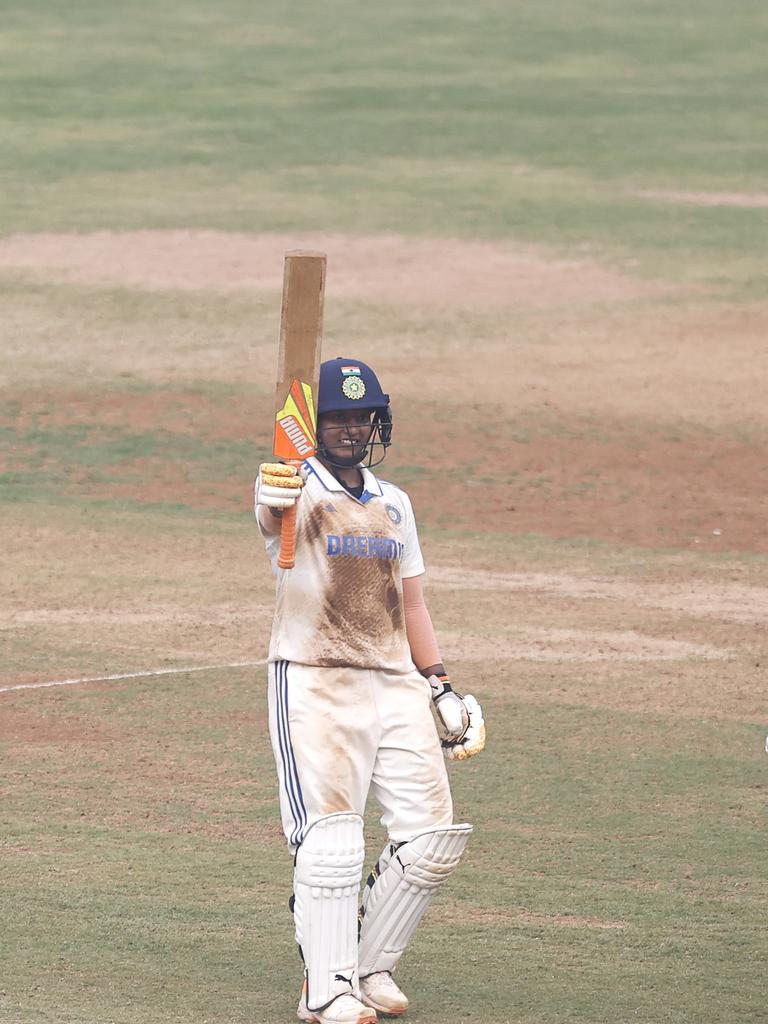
[272,251,326,569]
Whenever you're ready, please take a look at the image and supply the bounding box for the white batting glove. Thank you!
[445,694,485,761]
[429,676,486,761]
[254,462,304,511]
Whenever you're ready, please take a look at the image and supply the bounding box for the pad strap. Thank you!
[357,823,472,976]
[294,813,366,1012]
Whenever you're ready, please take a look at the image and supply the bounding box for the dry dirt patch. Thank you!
[0,230,662,308]
[430,423,768,552]
[633,189,768,209]
[440,627,728,663]
[4,233,767,553]
[5,601,273,627]
[428,567,768,625]
[0,706,115,744]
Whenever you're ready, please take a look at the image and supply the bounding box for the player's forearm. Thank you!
[402,574,444,675]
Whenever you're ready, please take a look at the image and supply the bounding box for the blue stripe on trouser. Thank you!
[274,660,307,846]
[273,660,301,840]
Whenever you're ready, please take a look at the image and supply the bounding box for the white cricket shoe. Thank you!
[297,982,378,1024]
[359,973,409,1017]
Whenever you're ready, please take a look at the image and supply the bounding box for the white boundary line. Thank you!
[0,659,268,695]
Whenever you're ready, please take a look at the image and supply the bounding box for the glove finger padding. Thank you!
[258,483,301,508]
[255,462,304,509]
[443,694,485,761]
[261,462,300,478]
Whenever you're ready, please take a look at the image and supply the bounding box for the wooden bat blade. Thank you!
[272,251,326,569]
[273,251,326,461]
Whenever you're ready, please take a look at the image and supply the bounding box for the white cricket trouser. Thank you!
[267,660,454,849]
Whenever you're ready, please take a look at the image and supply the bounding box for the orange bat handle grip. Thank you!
[278,503,297,569]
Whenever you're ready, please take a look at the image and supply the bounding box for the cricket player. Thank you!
[255,357,485,1024]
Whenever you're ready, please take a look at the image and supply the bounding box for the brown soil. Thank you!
[3,230,767,549]
[439,627,728,663]
[5,383,767,551]
[0,230,663,307]
[428,567,768,626]
[0,705,116,744]
[633,189,768,208]
[402,416,768,552]
[7,602,273,627]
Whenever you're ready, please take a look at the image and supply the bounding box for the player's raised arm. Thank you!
[402,574,486,760]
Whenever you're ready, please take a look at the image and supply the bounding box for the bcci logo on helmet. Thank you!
[342,376,366,400]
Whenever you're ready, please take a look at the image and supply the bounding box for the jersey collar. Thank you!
[305,456,384,501]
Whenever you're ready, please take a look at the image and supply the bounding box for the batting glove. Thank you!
[429,676,486,761]
[255,462,304,511]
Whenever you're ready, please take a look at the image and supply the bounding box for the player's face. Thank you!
[318,409,375,465]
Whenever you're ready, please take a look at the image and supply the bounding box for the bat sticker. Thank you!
[274,378,317,459]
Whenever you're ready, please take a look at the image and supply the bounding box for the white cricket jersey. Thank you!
[260,457,425,671]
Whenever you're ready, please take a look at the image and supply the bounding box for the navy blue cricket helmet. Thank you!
[316,357,393,467]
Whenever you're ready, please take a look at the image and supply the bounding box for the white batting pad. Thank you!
[294,813,366,1012]
[357,823,472,976]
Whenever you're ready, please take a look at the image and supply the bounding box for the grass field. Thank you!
[2,2,767,1023]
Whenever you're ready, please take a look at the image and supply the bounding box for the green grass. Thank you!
[1,0,767,285]
[0,416,268,512]
[3,672,766,1023]
[1,422,260,474]
[3,0,766,181]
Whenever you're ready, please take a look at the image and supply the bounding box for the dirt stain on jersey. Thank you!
[313,498,408,668]
[300,502,327,546]
[383,572,404,632]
